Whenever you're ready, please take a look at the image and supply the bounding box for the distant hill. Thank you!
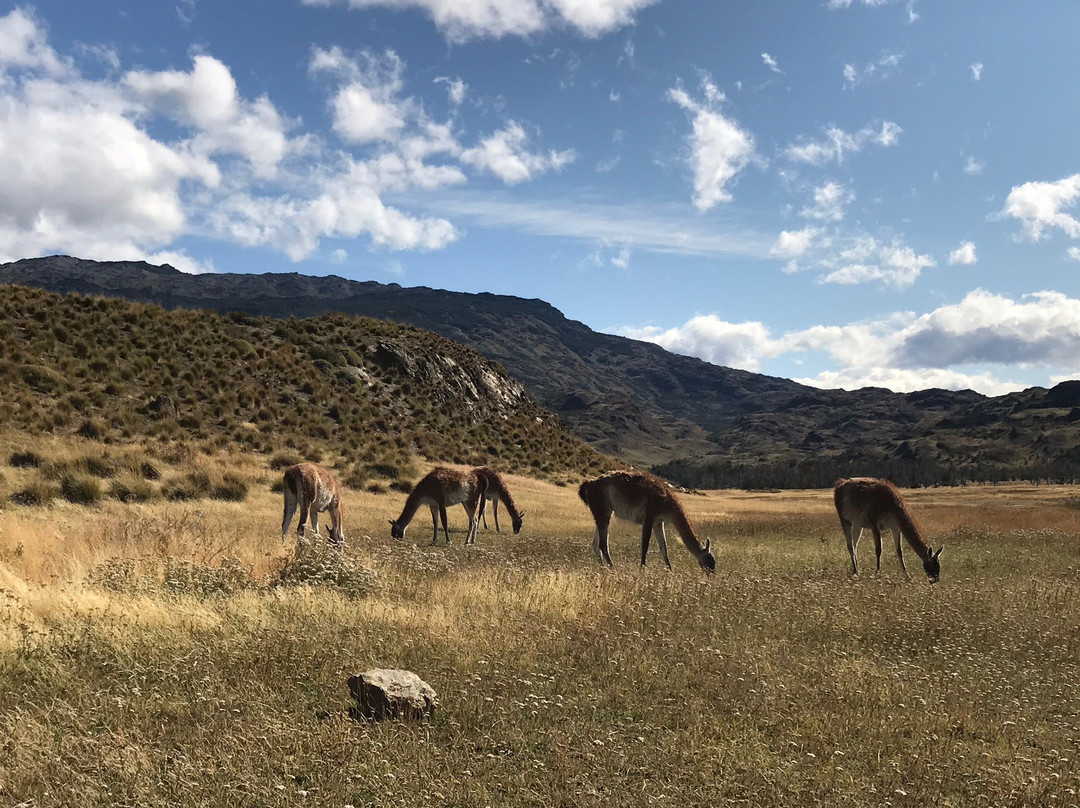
[0,282,612,484]
[6,255,1080,487]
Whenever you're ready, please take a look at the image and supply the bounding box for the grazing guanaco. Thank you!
[833,477,943,582]
[578,470,715,572]
[473,466,525,534]
[282,462,345,546]
[390,467,489,545]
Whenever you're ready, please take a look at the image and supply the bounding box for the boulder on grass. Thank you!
[348,668,438,721]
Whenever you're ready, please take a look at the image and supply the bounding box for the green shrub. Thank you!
[268,452,302,471]
[342,468,367,490]
[211,472,248,502]
[60,473,104,506]
[86,557,148,594]
[10,478,60,506]
[75,419,105,440]
[163,556,254,597]
[275,538,378,599]
[108,476,159,503]
[163,469,212,501]
[19,364,68,393]
[82,454,118,479]
[138,460,162,481]
[9,450,42,468]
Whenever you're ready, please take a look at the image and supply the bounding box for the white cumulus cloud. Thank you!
[771,227,820,259]
[460,121,575,183]
[126,54,295,178]
[619,288,1080,395]
[820,238,934,288]
[0,7,66,75]
[667,79,757,210]
[801,182,854,222]
[301,0,659,41]
[0,10,584,264]
[1002,174,1080,241]
[621,315,778,372]
[948,241,976,265]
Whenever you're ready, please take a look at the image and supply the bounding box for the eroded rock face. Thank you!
[348,669,438,721]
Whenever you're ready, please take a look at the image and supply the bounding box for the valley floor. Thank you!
[2,473,1079,806]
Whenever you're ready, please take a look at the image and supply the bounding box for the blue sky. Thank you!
[3,1,1080,396]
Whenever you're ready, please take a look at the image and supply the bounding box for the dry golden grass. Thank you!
[2,468,1080,806]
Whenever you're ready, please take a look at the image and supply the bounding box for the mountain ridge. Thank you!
[6,255,1080,488]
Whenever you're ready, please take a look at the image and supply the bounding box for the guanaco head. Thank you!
[511,511,525,534]
[923,545,943,583]
[389,519,405,540]
[699,538,716,573]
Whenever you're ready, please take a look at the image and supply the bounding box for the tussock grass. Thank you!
[1,478,1079,805]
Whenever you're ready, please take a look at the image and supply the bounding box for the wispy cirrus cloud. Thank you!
[842,52,903,88]
[826,0,888,8]
[785,120,901,166]
[416,190,776,259]
[963,155,985,176]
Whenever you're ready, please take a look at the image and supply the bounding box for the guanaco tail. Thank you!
[578,470,715,572]
[833,477,942,582]
[282,462,345,546]
[390,467,489,545]
[473,466,525,534]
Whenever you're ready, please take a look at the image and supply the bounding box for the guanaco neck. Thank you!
[894,504,931,561]
[394,484,429,529]
[492,479,522,520]
[668,504,708,557]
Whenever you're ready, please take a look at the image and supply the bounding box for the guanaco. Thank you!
[578,470,715,571]
[834,477,942,582]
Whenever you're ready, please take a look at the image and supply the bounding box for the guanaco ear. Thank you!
[704,538,711,553]
[934,545,944,559]
[388,519,395,527]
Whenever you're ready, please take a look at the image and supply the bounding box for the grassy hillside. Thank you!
[1,479,1079,805]
[0,283,611,508]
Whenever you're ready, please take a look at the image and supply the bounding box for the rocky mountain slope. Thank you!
[0,281,611,484]
[6,255,1080,487]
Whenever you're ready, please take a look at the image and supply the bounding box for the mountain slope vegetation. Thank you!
[0,283,611,490]
[6,256,1080,488]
